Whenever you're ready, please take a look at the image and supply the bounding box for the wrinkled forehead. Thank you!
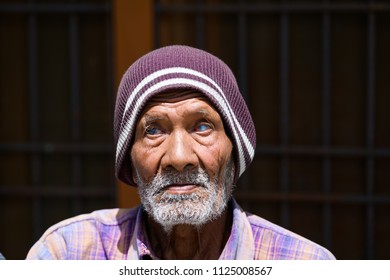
[139,89,220,118]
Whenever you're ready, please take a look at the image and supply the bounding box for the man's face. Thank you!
[130,91,235,232]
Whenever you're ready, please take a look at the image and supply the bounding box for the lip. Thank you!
[163,184,199,194]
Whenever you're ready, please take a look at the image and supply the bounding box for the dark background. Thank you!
[0,0,389,259]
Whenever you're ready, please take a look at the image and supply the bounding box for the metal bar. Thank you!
[153,3,390,14]
[280,10,290,228]
[2,187,389,204]
[366,7,376,259]
[235,192,390,204]
[69,13,82,215]
[322,8,331,160]
[106,3,116,201]
[3,143,390,157]
[195,0,205,49]
[237,0,248,101]
[70,14,81,143]
[0,3,110,14]
[280,14,290,149]
[322,2,332,250]
[0,143,113,153]
[28,10,43,242]
[28,15,39,164]
[255,146,390,157]
[236,0,250,206]
[0,186,114,197]
[153,0,161,49]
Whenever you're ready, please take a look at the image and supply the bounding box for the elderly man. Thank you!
[27,45,335,260]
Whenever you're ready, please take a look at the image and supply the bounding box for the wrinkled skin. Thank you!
[130,91,235,259]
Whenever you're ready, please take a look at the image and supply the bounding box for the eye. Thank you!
[145,126,163,136]
[195,122,213,133]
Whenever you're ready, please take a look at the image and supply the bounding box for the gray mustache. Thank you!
[151,169,210,194]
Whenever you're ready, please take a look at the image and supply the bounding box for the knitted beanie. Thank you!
[114,45,256,186]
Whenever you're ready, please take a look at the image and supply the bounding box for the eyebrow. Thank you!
[197,109,210,118]
[144,108,210,120]
[143,114,164,124]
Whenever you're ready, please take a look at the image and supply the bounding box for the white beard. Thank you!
[135,158,235,233]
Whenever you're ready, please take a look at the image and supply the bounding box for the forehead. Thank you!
[141,90,220,117]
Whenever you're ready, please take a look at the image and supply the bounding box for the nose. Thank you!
[160,129,199,172]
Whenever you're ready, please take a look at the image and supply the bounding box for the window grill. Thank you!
[1,0,389,260]
[154,0,390,259]
[0,1,114,259]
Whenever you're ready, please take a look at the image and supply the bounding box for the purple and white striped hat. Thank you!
[114,45,256,186]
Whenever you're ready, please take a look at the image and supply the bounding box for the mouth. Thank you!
[162,184,202,195]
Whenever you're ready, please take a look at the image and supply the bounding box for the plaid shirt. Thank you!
[26,199,335,260]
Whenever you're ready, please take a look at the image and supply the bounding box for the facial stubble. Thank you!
[135,158,235,233]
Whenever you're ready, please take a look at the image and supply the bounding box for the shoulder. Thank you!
[42,207,139,237]
[246,213,335,260]
[26,207,140,259]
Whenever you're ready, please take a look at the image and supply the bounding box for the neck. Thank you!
[144,205,232,260]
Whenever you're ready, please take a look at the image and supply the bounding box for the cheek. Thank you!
[130,143,162,181]
[197,136,233,178]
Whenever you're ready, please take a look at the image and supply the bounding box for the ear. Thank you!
[131,168,138,188]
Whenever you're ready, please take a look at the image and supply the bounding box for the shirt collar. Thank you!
[127,199,255,260]
[218,199,255,259]
[127,206,157,260]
